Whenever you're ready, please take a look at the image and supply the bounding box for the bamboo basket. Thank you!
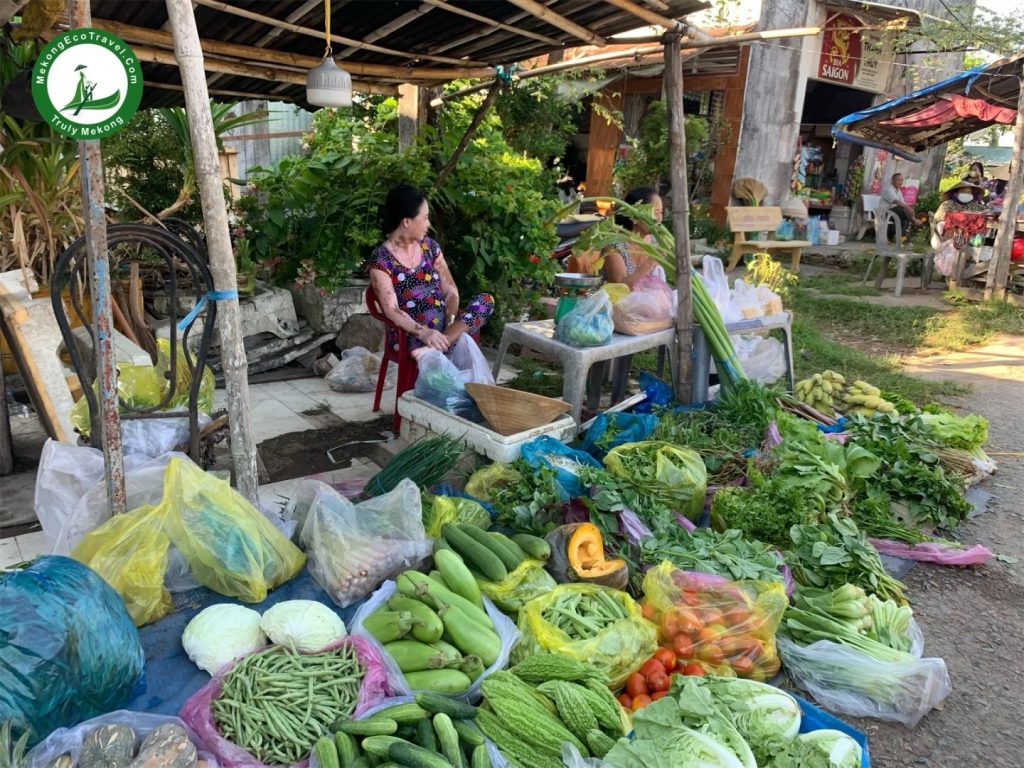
[465,383,571,435]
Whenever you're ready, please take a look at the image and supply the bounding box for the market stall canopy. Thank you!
[59,0,707,107]
[831,52,1024,160]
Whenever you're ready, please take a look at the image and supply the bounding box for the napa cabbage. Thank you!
[696,676,802,764]
[770,729,862,768]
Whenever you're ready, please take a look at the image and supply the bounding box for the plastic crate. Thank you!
[795,693,871,768]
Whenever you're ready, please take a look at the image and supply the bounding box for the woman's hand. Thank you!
[418,327,450,352]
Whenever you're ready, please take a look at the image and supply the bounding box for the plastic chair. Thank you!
[862,210,933,297]
[365,285,418,432]
[857,194,881,241]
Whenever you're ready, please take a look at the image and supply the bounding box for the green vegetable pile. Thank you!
[637,527,788,586]
[710,468,826,549]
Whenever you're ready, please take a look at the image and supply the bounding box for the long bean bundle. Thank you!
[212,644,365,766]
[365,435,463,497]
[541,589,630,639]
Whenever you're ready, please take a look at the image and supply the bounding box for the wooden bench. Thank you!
[725,206,811,272]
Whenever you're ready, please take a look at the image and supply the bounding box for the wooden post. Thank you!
[985,84,1024,299]
[435,86,500,189]
[165,0,259,503]
[665,33,694,403]
[70,0,127,515]
[398,83,420,151]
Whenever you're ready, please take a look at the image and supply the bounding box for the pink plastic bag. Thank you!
[180,636,389,768]
[869,539,993,566]
[612,276,674,334]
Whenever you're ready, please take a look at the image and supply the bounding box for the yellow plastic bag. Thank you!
[155,338,215,415]
[641,561,786,680]
[512,583,658,687]
[478,559,557,615]
[424,495,491,539]
[465,463,522,502]
[72,504,174,626]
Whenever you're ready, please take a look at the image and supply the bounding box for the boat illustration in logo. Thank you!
[62,64,121,116]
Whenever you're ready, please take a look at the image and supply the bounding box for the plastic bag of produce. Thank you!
[612,276,675,335]
[521,435,602,499]
[350,580,520,702]
[478,559,558,615]
[0,557,146,746]
[297,478,433,608]
[448,333,495,386]
[603,441,707,520]
[641,563,787,680]
[512,583,658,687]
[424,494,491,539]
[25,711,218,768]
[777,635,951,727]
[414,349,484,421]
[579,412,659,459]
[181,636,389,768]
[465,462,522,502]
[730,334,787,384]
[555,291,614,347]
[326,346,393,392]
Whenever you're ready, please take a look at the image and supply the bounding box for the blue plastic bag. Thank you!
[519,435,601,499]
[0,556,146,745]
[579,412,659,458]
[633,372,674,414]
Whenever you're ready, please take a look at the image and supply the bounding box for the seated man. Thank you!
[881,172,918,236]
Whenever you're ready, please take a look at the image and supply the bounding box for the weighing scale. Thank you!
[553,272,603,323]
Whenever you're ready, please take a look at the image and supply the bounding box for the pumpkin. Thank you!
[544,523,630,590]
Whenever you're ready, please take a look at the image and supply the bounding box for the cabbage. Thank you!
[770,729,862,768]
[260,600,346,652]
[697,677,802,765]
[182,604,266,674]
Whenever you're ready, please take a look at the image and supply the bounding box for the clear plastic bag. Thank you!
[25,711,219,768]
[35,440,106,555]
[478,559,558,615]
[180,636,389,768]
[641,563,787,680]
[731,279,764,320]
[730,334,786,384]
[297,478,433,608]
[702,256,740,324]
[449,333,495,386]
[465,463,523,502]
[612,276,675,335]
[756,283,784,315]
[0,556,145,746]
[424,494,491,539]
[933,238,958,277]
[778,635,952,727]
[512,583,658,687]
[556,291,614,347]
[327,346,394,393]
[350,581,520,702]
[414,349,483,421]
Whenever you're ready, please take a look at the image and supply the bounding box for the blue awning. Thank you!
[832,52,1024,161]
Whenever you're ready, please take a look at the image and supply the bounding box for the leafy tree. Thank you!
[615,100,709,192]
[494,73,586,160]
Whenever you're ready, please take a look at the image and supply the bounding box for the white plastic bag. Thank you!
[449,334,495,386]
[296,478,433,608]
[327,346,395,393]
[933,239,958,277]
[25,710,220,768]
[556,291,614,347]
[755,283,784,315]
[350,581,520,703]
[778,636,951,727]
[731,279,764,320]
[732,334,786,384]
[120,414,211,459]
[612,276,674,335]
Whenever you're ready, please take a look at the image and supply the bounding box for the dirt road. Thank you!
[849,337,1024,767]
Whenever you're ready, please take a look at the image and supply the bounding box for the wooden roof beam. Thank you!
[190,0,488,67]
[85,19,492,80]
[421,0,563,46]
[336,3,434,57]
[503,0,606,46]
[600,0,685,31]
[145,80,310,102]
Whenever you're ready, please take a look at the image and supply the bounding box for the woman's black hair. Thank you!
[381,184,427,235]
[968,161,984,176]
[615,186,659,229]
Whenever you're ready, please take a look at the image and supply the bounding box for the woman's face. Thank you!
[633,194,664,233]
[403,200,430,241]
[954,188,976,204]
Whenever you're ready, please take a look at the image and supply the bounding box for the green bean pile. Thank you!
[212,644,365,766]
[542,590,629,640]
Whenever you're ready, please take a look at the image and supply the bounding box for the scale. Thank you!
[553,272,603,322]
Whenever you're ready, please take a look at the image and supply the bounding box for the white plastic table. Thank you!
[690,312,795,402]
[491,319,676,425]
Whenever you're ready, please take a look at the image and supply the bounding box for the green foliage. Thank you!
[495,74,585,160]
[743,253,799,301]
[690,203,731,245]
[615,100,709,192]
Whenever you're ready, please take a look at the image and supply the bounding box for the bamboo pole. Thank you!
[85,20,489,81]
[435,86,501,189]
[67,0,127,514]
[335,3,433,57]
[985,80,1024,299]
[191,0,488,67]
[145,80,326,102]
[665,32,694,403]
[421,0,563,46]
[601,0,685,31]
[165,0,259,503]
[504,0,606,46]
[608,25,821,45]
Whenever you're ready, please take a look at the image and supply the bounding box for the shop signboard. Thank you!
[815,10,893,94]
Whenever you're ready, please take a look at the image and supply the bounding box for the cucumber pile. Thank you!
[313,694,492,768]
[435,524,549,582]
[361,556,503,695]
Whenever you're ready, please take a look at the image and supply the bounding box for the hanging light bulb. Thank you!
[306,0,352,108]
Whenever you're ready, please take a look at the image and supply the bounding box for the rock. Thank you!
[79,724,135,768]
[336,312,384,354]
[128,724,197,768]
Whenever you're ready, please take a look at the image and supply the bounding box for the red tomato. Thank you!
[640,659,666,677]
[682,663,706,677]
[653,648,677,671]
[631,694,652,711]
[626,672,649,698]
[731,655,754,677]
[723,606,751,627]
[647,671,670,692]
[641,602,656,621]
[672,635,694,659]
[651,691,669,701]
[660,612,681,640]
[675,609,703,636]
[701,609,724,627]
[617,693,633,708]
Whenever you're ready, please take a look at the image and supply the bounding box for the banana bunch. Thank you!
[793,370,846,415]
[841,380,896,417]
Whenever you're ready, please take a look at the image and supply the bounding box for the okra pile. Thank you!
[540,588,630,639]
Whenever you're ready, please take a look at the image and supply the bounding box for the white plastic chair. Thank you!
[857,194,881,240]
[862,210,933,297]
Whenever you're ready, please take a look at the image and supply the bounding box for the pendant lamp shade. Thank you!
[306,56,352,108]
